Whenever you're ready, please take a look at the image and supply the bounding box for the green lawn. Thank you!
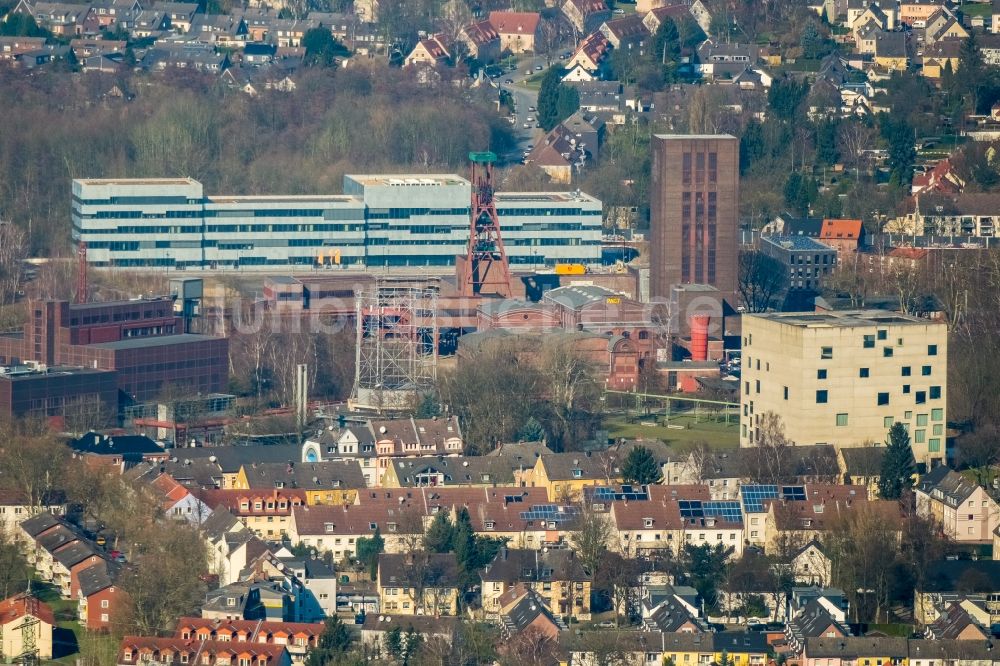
[32,580,119,664]
[604,414,740,450]
[961,2,993,17]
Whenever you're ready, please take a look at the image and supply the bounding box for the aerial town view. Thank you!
[3,0,1000,663]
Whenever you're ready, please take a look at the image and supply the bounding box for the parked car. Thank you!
[528,106,536,112]
[504,78,513,84]
[526,116,534,122]
[523,123,531,128]
[534,65,543,71]
[109,550,127,563]
[612,7,625,13]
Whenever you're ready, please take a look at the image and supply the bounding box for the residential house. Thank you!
[642,4,690,35]
[233,461,364,506]
[480,547,592,621]
[153,1,197,32]
[496,584,565,642]
[914,560,1000,625]
[562,0,609,36]
[568,630,769,666]
[802,636,907,666]
[69,38,125,59]
[0,490,65,534]
[855,20,880,54]
[77,559,125,631]
[149,473,213,524]
[979,33,1000,66]
[242,42,276,65]
[0,595,54,661]
[819,218,864,255]
[377,552,460,616]
[525,124,589,184]
[360,614,460,653]
[117,637,292,666]
[837,446,884,496]
[287,500,423,561]
[126,9,170,37]
[380,455,516,489]
[599,14,648,52]
[923,8,967,44]
[68,432,168,469]
[531,451,622,501]
[302,426,379,486]
[850,3,889,33]
[896,193,1000,237]
[915,466,1000,543]
[688,0,712,33]
[459,19,499,63]
[565,31,610,76]
[786,600,850,655]
[924,602,990,640]
[174,617,324,664]
[791,540,833,586]
[196,488,307,540]
[371,416,464,477]
[190,13,248,46]
[267,19,315,48]
[0,36,47,63]
[696,41,754,80]
[404,34,450,68]
[898,0,948,27]
[566,79,623,113]
[274,555,337,619]
[201,509,273,586]
[488,11,540,54]
[762,487,900,554]
[873,30,908,72]
[87,0,140,27]
[24,2,90,36]
[911,157,964,196]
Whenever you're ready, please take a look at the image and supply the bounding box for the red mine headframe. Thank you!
[459,151,513,298]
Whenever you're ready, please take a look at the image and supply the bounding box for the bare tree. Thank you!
[738,250,787,313]
[825,504,899,624]
[747,412,795,485]
[0,222,27,309]
[568,507,614,577]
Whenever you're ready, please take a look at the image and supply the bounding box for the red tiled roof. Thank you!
[489,10,541,35]
[118,637,289,666]
[194,488,307,516]
[610,485,712,530]
[820,219,862,240]
[0,595,55,627]
[463,19,499,46]
[175,617,324,641]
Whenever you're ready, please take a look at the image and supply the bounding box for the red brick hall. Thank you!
[0,298,228,418]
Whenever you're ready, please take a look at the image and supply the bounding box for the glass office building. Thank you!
[72,175,603,269]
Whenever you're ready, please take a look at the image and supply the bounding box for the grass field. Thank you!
[604,414,740,450]
[961,2,992,17]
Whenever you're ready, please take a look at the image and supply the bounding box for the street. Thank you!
[493,51,572,163]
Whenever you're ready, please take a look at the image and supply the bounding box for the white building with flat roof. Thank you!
[739,310,948,468]
[72,175,603,270]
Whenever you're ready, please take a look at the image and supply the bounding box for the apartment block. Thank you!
[739,311,948,467]
[72,175,603,270]
[758,236,837,291]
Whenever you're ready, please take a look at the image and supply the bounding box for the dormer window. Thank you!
[572,469,583,478]
[226,597,236,607]
[643,518,654,528]
[332,480,341,488]
[387,522,397,532]
[324,523,334,533]
[485,521,495,530]
[369,522,377,530]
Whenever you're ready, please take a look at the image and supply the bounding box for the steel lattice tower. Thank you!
[352,277,438,412]
[460,152,512,298]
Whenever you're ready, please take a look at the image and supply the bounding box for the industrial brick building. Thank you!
[649,135,740,313]
[0,298,228,417]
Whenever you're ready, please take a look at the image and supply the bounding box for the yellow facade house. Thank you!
[0,595,54,662]
[234,461,364,506]
[377,553,460,617]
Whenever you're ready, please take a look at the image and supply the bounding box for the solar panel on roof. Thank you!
[782,486,806,501]
[740,485,780,513]
[702,501,742,522]
[519,505,580,523]
[678,500,704,518]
